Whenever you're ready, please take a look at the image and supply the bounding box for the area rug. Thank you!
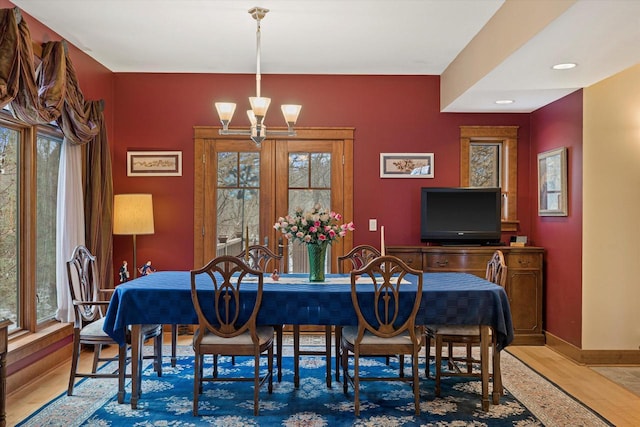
[18,346,611,426]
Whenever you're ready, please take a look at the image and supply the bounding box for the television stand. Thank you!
[386,245,544,346]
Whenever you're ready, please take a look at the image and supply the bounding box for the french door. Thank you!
[194,127,354,272]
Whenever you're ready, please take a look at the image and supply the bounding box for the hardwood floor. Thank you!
[6,335,640,426]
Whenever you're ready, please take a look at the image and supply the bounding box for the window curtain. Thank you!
[0,8,20,108]
[85,100,114,290]
[0,7,114,321]
[55,140,84,322]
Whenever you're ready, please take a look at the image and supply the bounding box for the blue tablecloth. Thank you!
[103,272,514,350]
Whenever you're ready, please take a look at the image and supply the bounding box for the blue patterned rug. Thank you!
[18,346,611,426]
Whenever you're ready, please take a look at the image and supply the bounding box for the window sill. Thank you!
[7,321,73,365]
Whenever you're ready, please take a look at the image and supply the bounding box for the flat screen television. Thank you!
[421,187,502,245]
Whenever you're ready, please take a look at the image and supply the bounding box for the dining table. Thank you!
[103,271,513,410]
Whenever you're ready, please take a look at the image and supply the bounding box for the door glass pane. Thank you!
[310,153,331,187]
[288,153,309,188]
[469,143,501,188]
[216,152,260,257]
[36,132,61,323]
[0,125,19,329]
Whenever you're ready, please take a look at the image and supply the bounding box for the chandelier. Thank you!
[214,7,302,145]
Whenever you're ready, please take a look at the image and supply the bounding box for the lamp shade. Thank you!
[113,194,155,235]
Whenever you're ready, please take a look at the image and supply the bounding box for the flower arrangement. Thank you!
[274,204,355,246]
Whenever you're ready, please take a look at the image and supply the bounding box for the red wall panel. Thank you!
[531,90,583,347]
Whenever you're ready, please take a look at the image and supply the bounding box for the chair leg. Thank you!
[268,344,274,393]
[341,339,349,394]
[399,354,405,377]
[324,325,332,388]
[92,343,101,373]
[117,345,127,404]
[253,353,260,416]
[155,333,163,377]
[199,354,205,394]
[67,334,80,396]
[435,334,443,397]
[334,326,342,382]
[425,333,432,378]
[275,324,283,382]
[171,324,177,367]
[193,351,200,416]
[412,350,421,415]
[466,342,473,373]
[492,339,503,404]
[354,350,360,416]
[293,325,301,388]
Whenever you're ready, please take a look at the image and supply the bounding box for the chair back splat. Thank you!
[337,244,381,274]
[237,244,284,273]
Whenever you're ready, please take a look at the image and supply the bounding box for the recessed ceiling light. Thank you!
[552,63,577,70]
[495,99,514,105]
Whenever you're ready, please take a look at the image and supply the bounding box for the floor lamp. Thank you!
[113,194,155,279]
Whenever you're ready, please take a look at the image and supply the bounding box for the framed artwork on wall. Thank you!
[127,151,182,177]
[380,153,434,178]
[537,147,567,216]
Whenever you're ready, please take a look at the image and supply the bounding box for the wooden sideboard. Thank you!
[0,319,10,427]
[387,245,544,345]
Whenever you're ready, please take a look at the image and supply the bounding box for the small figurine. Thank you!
[139,260,156,276]
[271,269,280,281]
[119,260,130,282]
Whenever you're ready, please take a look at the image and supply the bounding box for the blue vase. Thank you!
[307,242,327,282]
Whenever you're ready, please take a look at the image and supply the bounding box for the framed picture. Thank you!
[380,153,434,178]
[537,147,567,216]
[127,151,182,177]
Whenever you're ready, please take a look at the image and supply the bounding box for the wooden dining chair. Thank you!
[66,245,163,403]
[335,245,382,381]
[191,255,274,416]
[340,255,424,416]
[425,249,507,408]
[236,245,284,381]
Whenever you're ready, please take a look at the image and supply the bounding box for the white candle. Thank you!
[245,225,250,261]
[381,225,385,256]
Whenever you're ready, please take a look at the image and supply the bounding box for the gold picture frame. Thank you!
[380,153,434,178]
[537,147,567,216]
[127,151,182,177]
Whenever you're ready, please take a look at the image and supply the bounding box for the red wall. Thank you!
[530,90,583,347]
[112,73,531,272]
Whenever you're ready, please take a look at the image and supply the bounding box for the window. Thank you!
[460,126,519,231]
[0,112,62,332]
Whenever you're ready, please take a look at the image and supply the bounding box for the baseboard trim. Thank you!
[545,332,640,365]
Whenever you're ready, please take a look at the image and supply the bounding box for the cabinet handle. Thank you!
[436,259,448,267]
[518,259,530,266]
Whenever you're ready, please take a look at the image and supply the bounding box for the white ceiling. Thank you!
[11,0,640,113]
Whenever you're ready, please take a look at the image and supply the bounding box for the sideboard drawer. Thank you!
[387,250,422,270]
[505,252,542,269]
[424,253,488,271]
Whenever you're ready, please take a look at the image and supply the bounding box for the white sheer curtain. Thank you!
[54,140,85,323]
